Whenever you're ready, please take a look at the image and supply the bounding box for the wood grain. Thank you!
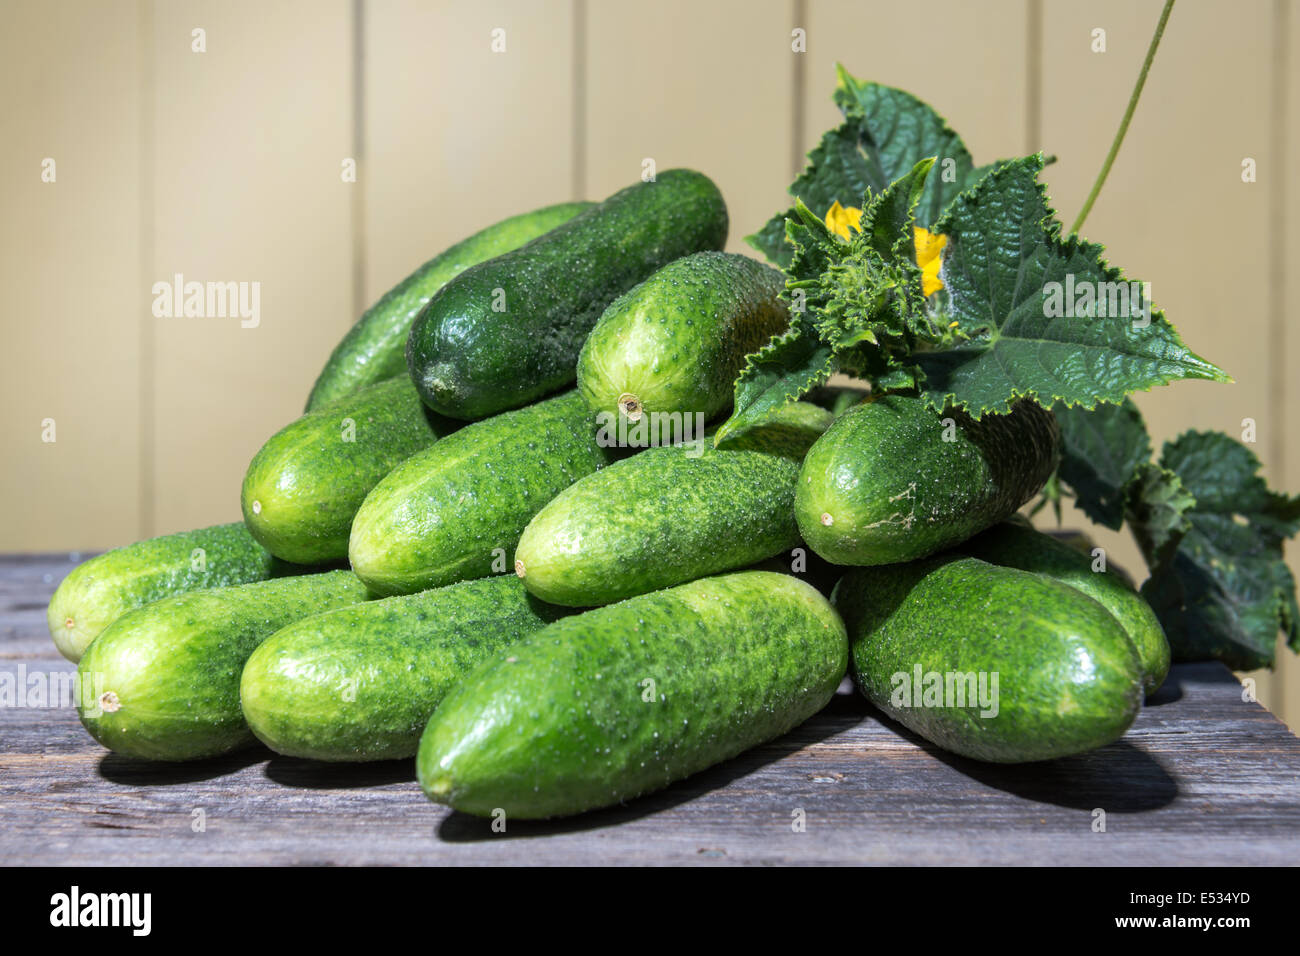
[3,554,1298,866]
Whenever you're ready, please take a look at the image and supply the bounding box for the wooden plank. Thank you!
[148,0,354,536]
[361,0,577,303]
[584,0,794,254]
[0,1,144,551]
[2,555,1299,865]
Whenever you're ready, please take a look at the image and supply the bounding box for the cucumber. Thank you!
[47,522,296,663]
[242,378,459,564]
[417,571,848,818]
[306,201,592,410]
[348,391,614,596]
[76,571,371,761]
[240,576,570,761]
[834,556,1144,763]
[960,520,1171,695]
[407,169,728,420]
[514,402,833,607]
[577,251,787,424]
[797,394,1059,565]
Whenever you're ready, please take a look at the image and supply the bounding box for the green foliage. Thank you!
[1139,433,1300,670]
[747,66,989,267]
[735,63,1298,667]
[916,156,1227,418]
[1055,399,1152,530]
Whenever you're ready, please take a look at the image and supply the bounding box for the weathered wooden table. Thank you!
[3,553,1299,866]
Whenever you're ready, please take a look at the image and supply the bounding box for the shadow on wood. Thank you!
[1144,675,1184,707]
[264,756,416,790]
[97,745,270,786]
[872,711,1179,813]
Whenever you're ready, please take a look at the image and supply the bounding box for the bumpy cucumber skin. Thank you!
[407,170,728,421]
[241,576,569,762]
[348,391,614,596]
[961,522,1171,696]
[77,571,371,761]
[417,571,848,819]
[577,251,787,424]
[242,378,459,565]
[306,201,592,411]
[796,395,1059,565]
[47,522,293,663]
[515,402,833,607]
[835,556,1143,763]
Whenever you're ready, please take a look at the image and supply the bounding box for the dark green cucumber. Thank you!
[241,576,569,761]
[77,571,371,761]
[47,522,296,663]
[797,394,1059,565]
[417,571,847,819]
[348,391,614,596]
[307,201,592,410]
[242,377,459,564]
[960,521,1171,695]
[515,402,833,606]
[834,556,1143,763]
[407,169,728,420]
[577,251,787,424]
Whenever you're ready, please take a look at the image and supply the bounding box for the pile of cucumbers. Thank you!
[51,169,1169,820]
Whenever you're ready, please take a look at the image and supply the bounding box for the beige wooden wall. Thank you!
[2,0,1296,722]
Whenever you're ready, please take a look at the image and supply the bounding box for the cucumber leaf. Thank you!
[713,316,835,447]
[914,155,1229,418]
[1055,398,1152,529]
[1124,462,1195,571]
[831,64,991,228]
[1139,432,1300,670]
[1160,431,1300,541]
[748,66,992,267]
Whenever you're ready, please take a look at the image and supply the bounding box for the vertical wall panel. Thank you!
[362,0,577,303]
[0,1,144,551]
[148,0,355,535]
[1277,0,1298,724]
[585,0,794,254]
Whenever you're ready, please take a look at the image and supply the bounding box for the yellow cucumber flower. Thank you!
[914,226,947,297]
[824,201,862,240]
